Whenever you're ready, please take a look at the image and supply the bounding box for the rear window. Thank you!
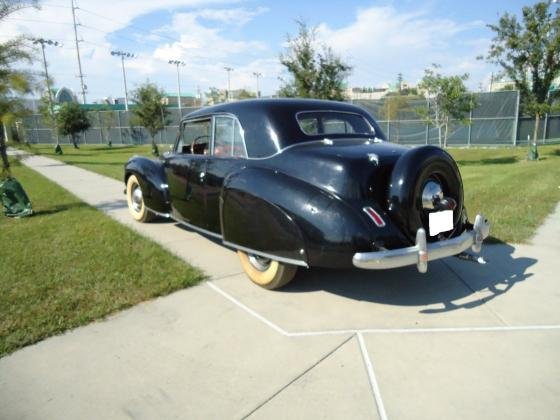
[296,111,374,136]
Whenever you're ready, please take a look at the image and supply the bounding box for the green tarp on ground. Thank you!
[0,177,33,217]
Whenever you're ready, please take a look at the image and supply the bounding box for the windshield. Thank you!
[296,111,375,137]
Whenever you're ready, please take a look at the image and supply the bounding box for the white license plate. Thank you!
[428,210,453,236]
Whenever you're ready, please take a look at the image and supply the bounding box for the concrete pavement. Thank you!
[1,151,559,419]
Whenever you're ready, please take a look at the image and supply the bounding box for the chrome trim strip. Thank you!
[145,205,308,267]
[176,219,223,240]
[244,137,380,161]
[222,241,309,268]
[353,214,490,272]
[145,205,223,239]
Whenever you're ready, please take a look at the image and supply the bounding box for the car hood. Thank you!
[267,138,409,202]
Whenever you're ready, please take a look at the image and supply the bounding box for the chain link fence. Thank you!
[19,91,560,147]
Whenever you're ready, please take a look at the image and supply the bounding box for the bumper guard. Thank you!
[352,214,490,273]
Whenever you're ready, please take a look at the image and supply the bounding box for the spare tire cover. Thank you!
[387,145,464,242]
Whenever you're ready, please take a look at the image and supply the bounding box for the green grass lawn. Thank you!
[14,142,560,243]
[0,159,205,357]
[448,146,560,243]
[20,143,158,180]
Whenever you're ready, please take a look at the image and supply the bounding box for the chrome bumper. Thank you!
[352,214,490,273]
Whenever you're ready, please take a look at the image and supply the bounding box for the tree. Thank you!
[131,82,169,156]
[278,21,351,100]
[56,102,90,149]
[38,90,62,154]
[486,1,560,155]
[379,94,409,143]
[236,89,256,100]
[418,65,475,148]
[97,107,115,147]
[205,87,224,105]
[0,0,38,175]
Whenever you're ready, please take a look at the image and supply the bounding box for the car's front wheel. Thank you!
[126,174,153,223]
[237,251,297,290]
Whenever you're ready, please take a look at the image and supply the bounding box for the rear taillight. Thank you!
[363,207,386,227]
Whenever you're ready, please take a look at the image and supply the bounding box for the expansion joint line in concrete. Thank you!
[241,335,354,419]
[357,332,388,420]
[206,281,560,338]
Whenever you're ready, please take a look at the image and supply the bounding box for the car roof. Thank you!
[181,98,383,158]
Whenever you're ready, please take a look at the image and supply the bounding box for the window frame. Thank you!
[210,113,248,159]
[175,116,213,155]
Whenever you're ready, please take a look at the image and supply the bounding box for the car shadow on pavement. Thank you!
[284,243,536,313]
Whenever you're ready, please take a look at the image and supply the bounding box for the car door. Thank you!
[164,117,212,228]
[205,115,248,234]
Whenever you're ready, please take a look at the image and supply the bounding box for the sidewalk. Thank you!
[1,152,559,419]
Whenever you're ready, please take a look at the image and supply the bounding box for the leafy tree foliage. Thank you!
[236,89,256,100]
[97,107,115,147]
[0,0,38,175]
[379,94,410,144]
[131,82,170,156]
[418,64,475,148]
[486,1,560,146]
[205,87,224,105]
[56,102,90,149]
[279,21,351,100]
[37,90,64,153]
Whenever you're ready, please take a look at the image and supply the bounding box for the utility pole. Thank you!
[111,50,136,111]
[253,71,262,98]
[224,66,233,101]
[71,0,87,104]
[33,38,62,150]
[168,60,185,112]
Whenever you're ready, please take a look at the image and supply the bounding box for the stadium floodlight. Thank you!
[33,38,63,144]
[253,72,262,98]
[168,60,186,111]
[110,50,136,111]
[224,66,234,101]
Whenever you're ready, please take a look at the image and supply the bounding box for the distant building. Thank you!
[488,75,560,92]
[51,87,77,104]
[345,86,390,100]
[162,92,199,108]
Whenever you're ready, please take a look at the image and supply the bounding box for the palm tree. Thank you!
[0,0,38,175]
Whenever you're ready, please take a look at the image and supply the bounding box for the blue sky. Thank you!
[4,0,542,102]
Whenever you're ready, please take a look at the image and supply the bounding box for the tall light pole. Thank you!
[111,50,136,111]
[168,60,185,112]
[224,66,233,101]
[33,38,62,150]
[71,0,87,104]
[252,71,262,98]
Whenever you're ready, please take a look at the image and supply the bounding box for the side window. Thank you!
[177,119,211,154]
[323,118,354,134]
[296,111,374,136]
[298,116,319,135]
[213,116,247,158]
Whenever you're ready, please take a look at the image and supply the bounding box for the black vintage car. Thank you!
[125,99,490,289]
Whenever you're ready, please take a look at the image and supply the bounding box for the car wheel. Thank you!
[237,251,298,290]
[126,174,153,223]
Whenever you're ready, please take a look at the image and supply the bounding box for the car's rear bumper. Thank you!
[352,214,490,273]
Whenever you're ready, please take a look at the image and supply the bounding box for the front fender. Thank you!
[124,156,170,214]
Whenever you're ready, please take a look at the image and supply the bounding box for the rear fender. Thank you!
[221,167,389,268]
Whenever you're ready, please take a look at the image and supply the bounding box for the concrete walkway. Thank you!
[1,152,559,419]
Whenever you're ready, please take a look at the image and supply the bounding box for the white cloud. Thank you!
[315,5,493,89]
[153,11,268,62]
[195,7,269,26]
[2,0,276,100]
